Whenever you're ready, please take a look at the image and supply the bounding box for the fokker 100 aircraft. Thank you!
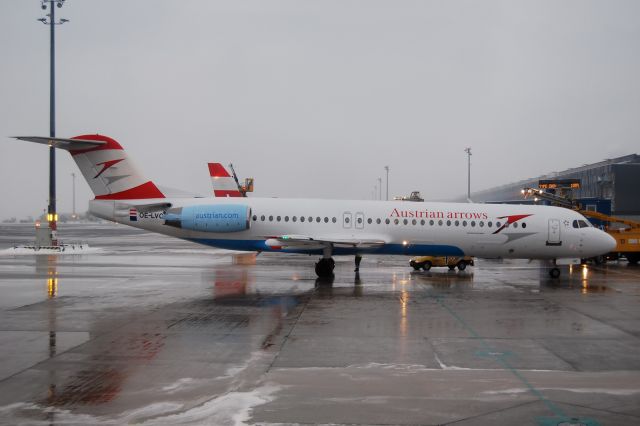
[15,134,616,278]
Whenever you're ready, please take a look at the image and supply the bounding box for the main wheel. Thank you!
[549,267,560,278]
[457,261,467,271]
[448,265,456,271]
[422,261,432,271]
[626,253,639,264]
[315,258,335,277]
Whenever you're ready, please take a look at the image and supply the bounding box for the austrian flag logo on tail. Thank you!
[129,208,138,221]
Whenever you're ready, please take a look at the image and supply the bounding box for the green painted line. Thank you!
[429,294,600,426]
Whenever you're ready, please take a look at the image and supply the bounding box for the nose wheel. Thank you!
[549,267,561,278]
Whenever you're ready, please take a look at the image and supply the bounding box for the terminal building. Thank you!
[469,154,640,219]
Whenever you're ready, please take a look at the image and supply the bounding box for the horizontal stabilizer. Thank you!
[13,136,106,151]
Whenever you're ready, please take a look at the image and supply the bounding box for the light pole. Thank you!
[464,147,472,200]
[71,172,76,219]
[384,166,389,201]
[38,0,68,245]
[377,177,382,200]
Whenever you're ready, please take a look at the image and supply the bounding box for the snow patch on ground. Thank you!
[138,384,281,426]
[0,246,102,256]
[484,387,640,396]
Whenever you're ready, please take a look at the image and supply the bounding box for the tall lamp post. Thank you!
[71,172,76,219]
[38,0,68,245]
[384,166,389,201]
[464,147,472,200]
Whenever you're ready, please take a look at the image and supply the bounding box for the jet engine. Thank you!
[164,204,251,233]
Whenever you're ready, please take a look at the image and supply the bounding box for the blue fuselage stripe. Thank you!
[187,238,464,256]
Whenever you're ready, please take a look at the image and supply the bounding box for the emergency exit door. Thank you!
[343,212,352,229]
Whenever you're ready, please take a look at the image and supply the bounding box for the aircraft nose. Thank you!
[603,232,617,253]
[595,231,617,255]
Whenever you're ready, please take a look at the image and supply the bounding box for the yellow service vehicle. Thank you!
[409,256,474,271]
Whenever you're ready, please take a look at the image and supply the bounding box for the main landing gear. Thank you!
[315,248,364,278]
[315,257,335,277]
[315,246,335,278]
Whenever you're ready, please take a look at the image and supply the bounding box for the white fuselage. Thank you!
[89,197,616,260]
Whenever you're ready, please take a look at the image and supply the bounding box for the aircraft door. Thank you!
[343,212,352,229]
[546,219,562,246]
[355,212,364,229]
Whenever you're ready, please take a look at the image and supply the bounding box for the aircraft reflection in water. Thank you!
[542,263,612,294]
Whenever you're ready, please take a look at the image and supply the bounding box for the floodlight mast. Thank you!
[38,0,68,244]
[464,147,472,201]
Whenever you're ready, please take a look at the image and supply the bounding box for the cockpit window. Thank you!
[573,219,591,229]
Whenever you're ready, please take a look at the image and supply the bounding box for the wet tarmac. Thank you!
[0,223,639,425]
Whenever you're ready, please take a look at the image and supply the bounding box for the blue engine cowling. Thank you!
[164,204,251,233]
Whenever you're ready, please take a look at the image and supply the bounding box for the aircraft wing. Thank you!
[14,136,106,150]
[264,235,386,250]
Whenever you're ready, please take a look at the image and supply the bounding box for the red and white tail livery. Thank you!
[17,134,164,200]
[208,163,243,198]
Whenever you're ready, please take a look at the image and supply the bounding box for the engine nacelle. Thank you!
[164,204,251,233]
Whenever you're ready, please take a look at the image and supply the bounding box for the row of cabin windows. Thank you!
[253,215,337,223]
[251,214,527,230]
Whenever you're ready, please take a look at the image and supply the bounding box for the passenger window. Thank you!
[403,219,408,225]
[285,216,289,222]
[385,219,390,224]
[367,218,372,224]
[345,217,350,224]
[420,219,425,225]
[455,220,459,226]
[316,217,321,223]
[292,216,297,222]
[394,219,399,225]
[513,222,518,228]
[429,220,434,226]
[479,221,484,227]
[463,221,467,227]
[376,218,381,224]
[324,217,329,223]
[277,216,281,222]
[260,215,265,221]
[269,215,273,221]
[300,216,305,222]
[412,219,417,225]
[495,221,501,228]
[309,216,313,222]
[332,217,337,223]
[252,215,257,221]
[358,217,363,224]
[438,220,443,226]
[521,222,526,228]
[488,221,492,227]
[471,221,476,227]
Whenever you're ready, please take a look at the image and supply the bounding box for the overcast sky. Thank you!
[1,0,639,219]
